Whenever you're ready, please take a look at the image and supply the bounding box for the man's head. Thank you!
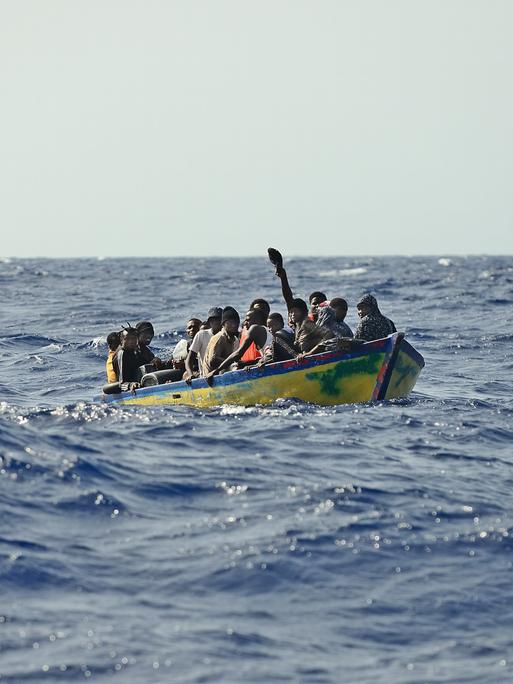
[244,308,267,328]
[107,331,121,351]
[135,321,154,347]
[206,307,223,335]
[357,294,379,319]
[186,318,202,339]
[330,297,348,322]
[249,298,271,316]
[222,307,240,336]
[121,328,139,351]
[289,298,308,326]
[309,291,327,307]
[267,312,284,334]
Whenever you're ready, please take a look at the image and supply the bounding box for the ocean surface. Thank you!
[1,255,513,684]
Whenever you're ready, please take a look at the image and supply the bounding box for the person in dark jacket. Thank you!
[262,312,296,363]
[135,321,162,367]
[113,328,143,388]
[315,303,353,339]
[289,298,332,355]
[354,294,396,341]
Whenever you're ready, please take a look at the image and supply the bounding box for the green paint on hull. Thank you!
[305,353,384,397]
[385,349,422,399]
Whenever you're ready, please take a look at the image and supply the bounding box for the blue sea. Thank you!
[1,255,513,683]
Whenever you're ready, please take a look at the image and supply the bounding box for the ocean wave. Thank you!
[2,255,513,684]
[0,553,74,590]
[55,489,126,515]
[318,266,368,277]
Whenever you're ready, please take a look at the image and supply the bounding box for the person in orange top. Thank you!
[105,331,121,383]
[240,300,271,362]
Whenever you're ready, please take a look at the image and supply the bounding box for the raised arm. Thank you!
[268,247,294,311]
[277,266,294,311]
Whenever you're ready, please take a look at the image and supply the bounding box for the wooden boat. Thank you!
[101,333,424,408]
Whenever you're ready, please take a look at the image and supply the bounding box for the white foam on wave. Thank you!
[90,336,105,348]
[41,343,63,353]
[438,258,452,267]
[319,267,368,277]
[219,405,255,416]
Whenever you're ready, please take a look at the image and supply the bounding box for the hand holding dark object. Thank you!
[267,247,283,275]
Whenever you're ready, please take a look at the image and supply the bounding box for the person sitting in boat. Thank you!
[205,310,272,384]
[202,307,240,376]
[308,291,328,320]
[314,301,354,340]
[239,308,273,364]
[184,307,223,381]
[112,327,143,389]
[329,297,353,337]
[135,321,163,368]
[289,298,333,355]
[269,249,353,356]
[239,299,271,362]
[249,298,271,316]
[238,308,272,364]
[170,318,202,372]
[258,312,296,364]
[106,331,121,383]
[354,294,396,341]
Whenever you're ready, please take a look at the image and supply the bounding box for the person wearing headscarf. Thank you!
[354,294,396,342]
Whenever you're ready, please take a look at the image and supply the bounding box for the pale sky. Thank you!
[1,1,512,257]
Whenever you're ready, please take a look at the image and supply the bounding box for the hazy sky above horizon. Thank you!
[1,1,513,257]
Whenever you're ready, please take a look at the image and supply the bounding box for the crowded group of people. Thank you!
[104,249,396,391]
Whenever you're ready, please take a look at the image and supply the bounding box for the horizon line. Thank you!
[2,253,511,260]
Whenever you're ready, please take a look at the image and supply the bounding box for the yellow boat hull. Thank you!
[102,334,424,408]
